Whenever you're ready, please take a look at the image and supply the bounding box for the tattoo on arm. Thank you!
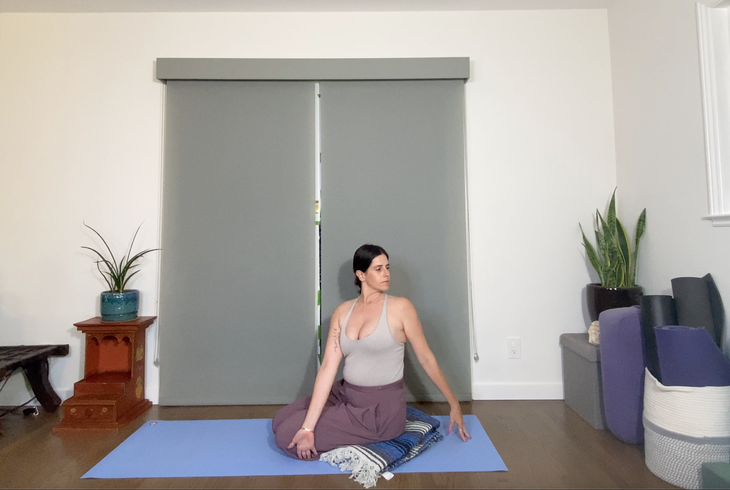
[333,328,341,353]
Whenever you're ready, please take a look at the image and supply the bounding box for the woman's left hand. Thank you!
[448,404,472,442]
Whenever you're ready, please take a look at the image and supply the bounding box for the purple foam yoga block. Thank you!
[599,306,645,444]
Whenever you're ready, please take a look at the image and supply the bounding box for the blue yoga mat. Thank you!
[83,414,507,479]
[655,325,730,387]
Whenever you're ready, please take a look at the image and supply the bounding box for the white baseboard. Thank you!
[146,383,159,405]
[57,388,74,401]
[405,392,472,403]
[0,386,73,407]
[472,382,564,400]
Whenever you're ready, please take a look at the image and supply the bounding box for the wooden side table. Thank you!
[0,345,69,412]
[54,316,155,433]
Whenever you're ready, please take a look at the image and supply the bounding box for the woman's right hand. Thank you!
[288,429,318,460]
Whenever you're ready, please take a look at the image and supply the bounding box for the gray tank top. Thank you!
[340,294,405,387]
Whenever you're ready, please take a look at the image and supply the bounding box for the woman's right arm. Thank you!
[287,304,346,459]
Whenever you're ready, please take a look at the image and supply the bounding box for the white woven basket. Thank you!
[643,370,730,489]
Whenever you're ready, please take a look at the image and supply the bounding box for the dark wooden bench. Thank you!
[0,345,70,413]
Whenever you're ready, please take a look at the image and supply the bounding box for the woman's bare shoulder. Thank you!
[388,295,415,311]
[332,299,356,319]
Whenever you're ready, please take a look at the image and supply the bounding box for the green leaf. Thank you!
[598,211,618,271]
[635,208,647,243]
[596,211,610,266]
[94,260,114,291]
[615,218,631,288]
[579,189,645,289]
[83,222,117,269]
[121,270,141,291]
[629,208,647,286]
[580,224,605,285]
[82,223,160,294]
[606,189,617,240]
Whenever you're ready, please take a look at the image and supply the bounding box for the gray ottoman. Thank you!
[560,333,606,429]
[702,462,730,489]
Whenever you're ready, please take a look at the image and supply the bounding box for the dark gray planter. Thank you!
[100,289,139,322]
[586,283,643,322]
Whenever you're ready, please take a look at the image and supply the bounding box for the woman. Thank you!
[272,244,471,460]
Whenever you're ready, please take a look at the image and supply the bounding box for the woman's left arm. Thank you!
[398,298,472,442]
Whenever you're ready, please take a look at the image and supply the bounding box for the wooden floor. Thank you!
[0,400,675,489]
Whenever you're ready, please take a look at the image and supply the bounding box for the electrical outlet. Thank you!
[507,337,521,359]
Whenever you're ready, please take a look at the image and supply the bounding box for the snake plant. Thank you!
[580,190,646,288]
[82,222,159,293]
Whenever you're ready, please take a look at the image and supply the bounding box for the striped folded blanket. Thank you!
[319,406,444,488]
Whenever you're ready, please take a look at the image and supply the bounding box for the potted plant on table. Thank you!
[580,189,647,322]
[82,222,159,322]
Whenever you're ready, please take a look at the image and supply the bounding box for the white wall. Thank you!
[609,0,730,353]
[0,9,616,404]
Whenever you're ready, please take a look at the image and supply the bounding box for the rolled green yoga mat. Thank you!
[671,274,725,348]
[640,295,677,382]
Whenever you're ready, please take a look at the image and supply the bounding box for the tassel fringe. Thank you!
[320,447,382,489]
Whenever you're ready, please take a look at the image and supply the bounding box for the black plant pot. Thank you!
[586,283,643,322]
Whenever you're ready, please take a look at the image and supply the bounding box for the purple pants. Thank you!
[272,378,406,459]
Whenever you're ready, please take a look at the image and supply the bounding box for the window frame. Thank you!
[697,1,730,226]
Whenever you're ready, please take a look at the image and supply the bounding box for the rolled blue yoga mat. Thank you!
[654,325,730,387]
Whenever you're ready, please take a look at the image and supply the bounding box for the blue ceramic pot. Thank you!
[100,290,139,322]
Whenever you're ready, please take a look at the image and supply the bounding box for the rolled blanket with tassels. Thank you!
[319,405,444,488]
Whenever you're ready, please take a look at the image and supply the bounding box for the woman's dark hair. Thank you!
[353,244,389,290]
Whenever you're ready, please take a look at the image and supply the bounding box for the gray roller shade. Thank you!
[159,81,316,405]
[319,80,471,401]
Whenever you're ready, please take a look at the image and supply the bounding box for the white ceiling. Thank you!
[0,0,613,13]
